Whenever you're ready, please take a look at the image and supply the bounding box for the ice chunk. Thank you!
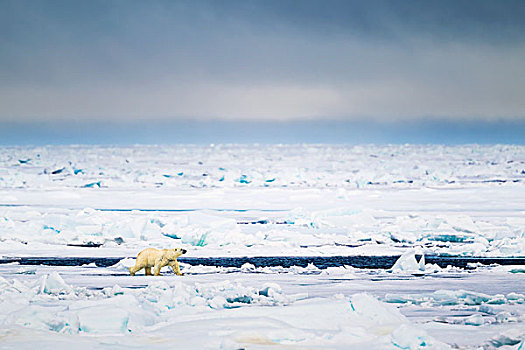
[347,294,450,349]
[208,295,228,309]
[322,266,356,276]
[485,326,525,348]
[161,212,246,247]
[140,280,174,309]
[445,215,478,233]
[9,305,79,334]
[39,272,72,294]
[289,263,321,275]
[258,283,282,298]
[464,314,485,326]
[507,292,525,302]
[140,218,163,240]
[385,289,514,308]
[301,208,378,230]
[389,230,418,243]
[69,294,153,333]
[240,263,256,272]
[77,305,129,333]
[391,324,449,350]
[390,251,425,274]
[428,290,461,306]
[349,293,407,327]
[110,284,125,296]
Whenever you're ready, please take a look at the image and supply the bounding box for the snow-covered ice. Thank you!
[1,144,524,349]
[0,261,524,349]
[1,144,525,257]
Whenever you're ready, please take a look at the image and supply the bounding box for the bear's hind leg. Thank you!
[145,267,152,276]
[129,265,141,276]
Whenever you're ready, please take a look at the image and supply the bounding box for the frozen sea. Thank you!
[0,144,524,349]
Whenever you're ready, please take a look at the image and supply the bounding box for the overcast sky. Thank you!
[1,0,525,123]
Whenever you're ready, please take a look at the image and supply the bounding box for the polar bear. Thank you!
[129,248,187,276]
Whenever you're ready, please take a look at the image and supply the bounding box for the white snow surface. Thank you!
[0,269,451,349]
[1,144,525,349]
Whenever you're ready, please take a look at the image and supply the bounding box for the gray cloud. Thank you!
[1,0,524,121]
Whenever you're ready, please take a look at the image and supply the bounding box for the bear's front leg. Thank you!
[170,260,184,276]
[145,267,152,276]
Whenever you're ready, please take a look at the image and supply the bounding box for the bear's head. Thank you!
[171,248,187,258]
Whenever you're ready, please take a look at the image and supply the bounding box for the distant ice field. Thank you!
[1,144,524,257]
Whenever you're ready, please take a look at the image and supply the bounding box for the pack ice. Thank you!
[0,272,452,349]
[1,144,524,257]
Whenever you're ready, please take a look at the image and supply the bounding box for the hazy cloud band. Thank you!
[1,0,524,121]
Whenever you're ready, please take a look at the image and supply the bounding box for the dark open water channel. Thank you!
[0,256,524,269]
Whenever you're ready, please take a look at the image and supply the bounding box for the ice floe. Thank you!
[0,272,453,349]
